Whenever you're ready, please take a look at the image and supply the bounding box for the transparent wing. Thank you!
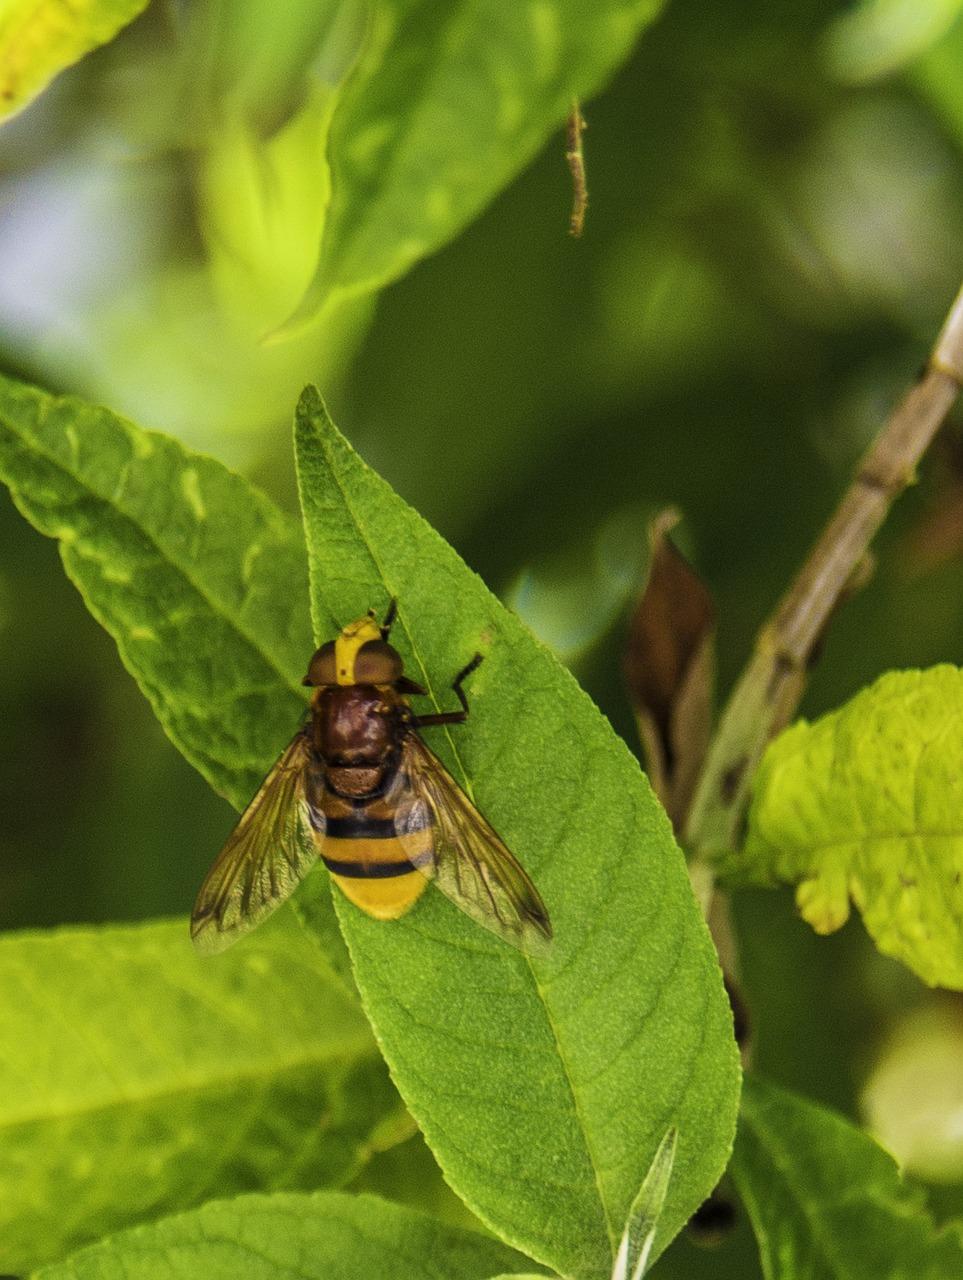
[191,731,321,954]
[395,733,552,952]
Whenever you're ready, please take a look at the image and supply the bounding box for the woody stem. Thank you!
[685,282,963,913]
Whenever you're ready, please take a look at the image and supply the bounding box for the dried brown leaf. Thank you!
[624,510,716,831]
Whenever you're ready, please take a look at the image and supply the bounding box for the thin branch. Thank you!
[685,283,963,912]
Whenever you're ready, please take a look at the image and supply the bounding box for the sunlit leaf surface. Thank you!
[0,371,312,810]
[32,1190,541,1280]
[0,917,398,1274]
[0,0,149,122]
[742,666,963,988]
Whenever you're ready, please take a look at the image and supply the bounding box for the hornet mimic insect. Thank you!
[191,602,552,953]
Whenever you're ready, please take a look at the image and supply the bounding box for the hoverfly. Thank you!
[191,602,551,954]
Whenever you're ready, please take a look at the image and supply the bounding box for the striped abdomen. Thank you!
[316,784,433,920]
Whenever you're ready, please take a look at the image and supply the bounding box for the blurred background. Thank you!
[3,0,963,1274]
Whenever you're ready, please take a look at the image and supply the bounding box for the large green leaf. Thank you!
[293,387,740,1280]
[731,1075,963,1280]
[741,666,963,988]
[282,0,666,331]
[31,1190,542,1279]
[0,369,356,973]
[0,916,399,1274]
[0,0,149,122]
[0,371,312,811]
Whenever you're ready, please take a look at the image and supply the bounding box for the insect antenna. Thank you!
[381,597,398,639]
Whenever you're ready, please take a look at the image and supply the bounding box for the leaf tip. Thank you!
[295,383,327,421]
[294,384,336,463]
[796,873,850,934]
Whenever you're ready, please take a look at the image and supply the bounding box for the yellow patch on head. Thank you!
[335,614,382,685]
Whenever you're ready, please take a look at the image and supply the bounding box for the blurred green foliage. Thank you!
[732,1075,963,1278]
[3,0,963,1275]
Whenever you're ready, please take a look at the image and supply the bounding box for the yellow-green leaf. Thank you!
[0,369,313,811]
[0,0,150,122]
[742,666,963,988]
[31,1190,543,1280]
[0,916,398,1274]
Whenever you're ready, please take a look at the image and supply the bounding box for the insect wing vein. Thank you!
[395,734,551,950]
[191,731,320,953]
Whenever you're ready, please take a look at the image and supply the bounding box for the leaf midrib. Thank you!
[1,1032,376,1134]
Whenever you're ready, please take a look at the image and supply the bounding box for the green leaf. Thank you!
[191,2,369,332]
[741,666,963,988]
[294,387,740,1280]
[731,1075,963,1280]
[0,916,399,1274]
[31,1190,541,1280]
[0,369,356,985]
[0,371,312,811]
[914,11,963,150]
[823,0,963,84]
[0,0,149,122]
[281,0,666,333]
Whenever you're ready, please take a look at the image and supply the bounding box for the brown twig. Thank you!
[685,283,963,913]
[566,100,588,237]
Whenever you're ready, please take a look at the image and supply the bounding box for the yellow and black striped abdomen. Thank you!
[317,801,433,921]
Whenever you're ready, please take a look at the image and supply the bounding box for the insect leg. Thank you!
[451,652,483,713]
[413,653,483,726]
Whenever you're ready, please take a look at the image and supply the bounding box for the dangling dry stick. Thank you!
[566,99,588,237]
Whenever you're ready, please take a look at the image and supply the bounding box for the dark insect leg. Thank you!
[380,598,398,639]
[413,653,483,727]
[451,652,483,713]
[414,711,469,726]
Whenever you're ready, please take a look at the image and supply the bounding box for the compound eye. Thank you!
[302,641,337,686]
[353,640,403,684]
